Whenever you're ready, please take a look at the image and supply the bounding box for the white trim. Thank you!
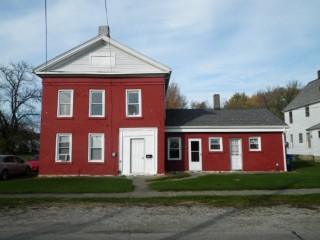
[89,89,105,117]
[57,90,74,117]
[55,133,72,162]
[88,133,105,162]
[282,133,287,172]
[209,137,223,152]
[166,126,287,133]
[249,136,262,151]
[126,89,142,117]
[167,137,182,160]
[188,138,202,171]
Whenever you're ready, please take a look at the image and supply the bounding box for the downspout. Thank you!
[282,128,287,172]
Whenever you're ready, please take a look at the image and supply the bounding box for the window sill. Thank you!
[208,151,224,154]
[55,161,72,164]
[56,117,74,120]
[88,117,106,120]
[125,116,143,120]
[88,161,105,164]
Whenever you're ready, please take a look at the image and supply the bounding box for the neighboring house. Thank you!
[284,71,320,161]
[34,26,287,176]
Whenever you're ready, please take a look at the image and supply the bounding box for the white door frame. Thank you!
[230,138,243,171]
[188,138,202,171]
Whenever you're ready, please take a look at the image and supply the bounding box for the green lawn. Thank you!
[149,161,320,191]
[0,177,133,194]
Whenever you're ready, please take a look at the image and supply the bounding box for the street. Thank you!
[1,204,319,240]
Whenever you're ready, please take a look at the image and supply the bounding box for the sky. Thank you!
[1,0,320,106]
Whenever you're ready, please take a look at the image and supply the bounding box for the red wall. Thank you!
[165,132,285,172]
[39,77,166,176]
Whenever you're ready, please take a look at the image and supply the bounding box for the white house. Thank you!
[284,70,320,160]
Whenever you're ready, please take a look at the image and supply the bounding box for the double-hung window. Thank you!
[126,90,141,117]
[88,134,104,162]
[57,90,73,117]
[249,137,261,151]
[209,137,223,151]
[56,134,72,162]
[289,111,293,123]
[168,137,181,160]
[305,106,310,117]
[89,90,105,117]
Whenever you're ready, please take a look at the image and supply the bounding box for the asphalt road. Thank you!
[1,204,319,240]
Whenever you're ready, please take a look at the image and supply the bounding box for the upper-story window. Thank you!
[126,90,142,117]
[57,90,73,117]
[289,111,293,123]
[89,90,105,117]
[305,106,310,117]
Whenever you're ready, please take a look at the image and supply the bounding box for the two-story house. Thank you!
[284,71,320,161]
[34,26,287,175]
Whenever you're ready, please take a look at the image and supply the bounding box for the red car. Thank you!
[28,155,40,171]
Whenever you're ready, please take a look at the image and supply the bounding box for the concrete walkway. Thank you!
[1,177,320,199]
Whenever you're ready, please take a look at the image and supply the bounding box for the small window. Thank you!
[88,134,104,162]
[126,90,142,117]
[89,90,105,117]
[56,134,72,162]
[57,90,73,117]
[249,137,261,151]
[318,131,320,139]
[306,132,311,148]
[209,137,223,151]
[289,111,293,123]
[168,137,181,160]
[290,134,294,148]
[299,133,303,143]
[305,106,310,117]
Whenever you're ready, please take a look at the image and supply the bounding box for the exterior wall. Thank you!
[39,77,166,176]
[166,132,285,172]
[284,102,320,157]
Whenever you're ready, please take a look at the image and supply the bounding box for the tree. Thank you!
[190,100,210,109]
[0,61,42,153]
[165,81,188,109]
[224,92,253,109]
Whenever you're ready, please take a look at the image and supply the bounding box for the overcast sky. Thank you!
[1,0,320,105]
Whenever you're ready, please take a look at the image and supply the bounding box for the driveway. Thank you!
[1,204,319,240]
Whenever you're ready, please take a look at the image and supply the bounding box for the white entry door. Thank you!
[188,139,202,171]
[230,138,243,171]
[130,138,145,174]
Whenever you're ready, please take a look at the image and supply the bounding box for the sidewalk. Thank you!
[1,177,320,199]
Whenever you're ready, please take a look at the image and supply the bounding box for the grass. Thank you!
[149,160,320,191]
[0,177,133,194]
[147,172,191,182]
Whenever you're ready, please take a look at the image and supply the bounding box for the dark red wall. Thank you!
[165,132,285,172]
[39,77,166,176]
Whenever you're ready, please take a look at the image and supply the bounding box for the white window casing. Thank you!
[209,137,223,152]
[56,134,72,162]
[88,133,104,162]
[168,137,182,160]
[89,90,105,117]
[249,137,262,151]
[126,89,142,117]
[57,90,73,117]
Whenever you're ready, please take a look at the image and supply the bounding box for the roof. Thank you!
[284,77,320,111]
[306,123,320,131]
[165,108,286,130]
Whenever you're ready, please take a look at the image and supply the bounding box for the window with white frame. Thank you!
[126,90,141,117]
[249,137,261,151]
[299,133,303,143]
[168,137,181,160]
[89,90,105,117]
[56,134,72,162]
[209,137,223,151]
[88,134,104,162]
[57,90,73,117]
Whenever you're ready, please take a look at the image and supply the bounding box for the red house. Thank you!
[34,26,287,176]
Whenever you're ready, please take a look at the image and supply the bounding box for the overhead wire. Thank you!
[45,0,48,73]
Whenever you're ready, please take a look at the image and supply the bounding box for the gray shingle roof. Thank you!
[284,78,320,111]
[165,108,286,127]
[306,123,320,131]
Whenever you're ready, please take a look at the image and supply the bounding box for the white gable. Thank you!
[34,35,171,76]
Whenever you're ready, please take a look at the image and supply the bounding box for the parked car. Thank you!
[0,155,31,180]
[27,155,40,171]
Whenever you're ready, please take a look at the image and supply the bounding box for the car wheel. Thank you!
[25,167,31,176]
[1,170,8,180]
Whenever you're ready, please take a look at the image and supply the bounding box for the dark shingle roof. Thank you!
[284,78,320,111]
[166,108,286,127]
[306,123,320,131]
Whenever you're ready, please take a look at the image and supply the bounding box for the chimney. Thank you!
[318,70,320,79]
[98,26,110,37]
[213,94,221,110]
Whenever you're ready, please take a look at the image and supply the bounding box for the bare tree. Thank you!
[0,61,42,153]
[165,81,188,109]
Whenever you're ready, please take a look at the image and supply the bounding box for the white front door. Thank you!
[130,138,145,174]
[230,138,243,171]
[188,139,202,171]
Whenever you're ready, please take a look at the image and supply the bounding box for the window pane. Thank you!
[60,92,71,104]
[91,136,102,148]
[191,141,199,151]
[91,92,102,103]
[128,104,139,115]
[128,92,139,104]
[211,143,220,149]
[170,139,179,148]
[191,152,199,162]
[170,149,180,159]
[59,104,70,115]
[91,104,102,115]
[91,149,102,160]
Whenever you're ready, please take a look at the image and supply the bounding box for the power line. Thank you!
[45,0,48,72]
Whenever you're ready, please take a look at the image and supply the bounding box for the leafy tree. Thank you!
[0,61,42,153]
[165,81,188,109]
[224,92,254,109]
[190,100,210,109]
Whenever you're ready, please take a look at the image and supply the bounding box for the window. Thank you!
[305,106,310,117]
[249,137,261,151]
[57,90,73,117]
[209,137,223,151]
[56,134,72,162]
[290,134,294,148]
[289,111,293,123]
[318,131,320,139]
[306,132,311,148]
[299,133,303,143]
[88,134,104,162]
[126,90,141,117]
[168,137,181,160]
[89,90,105,117]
